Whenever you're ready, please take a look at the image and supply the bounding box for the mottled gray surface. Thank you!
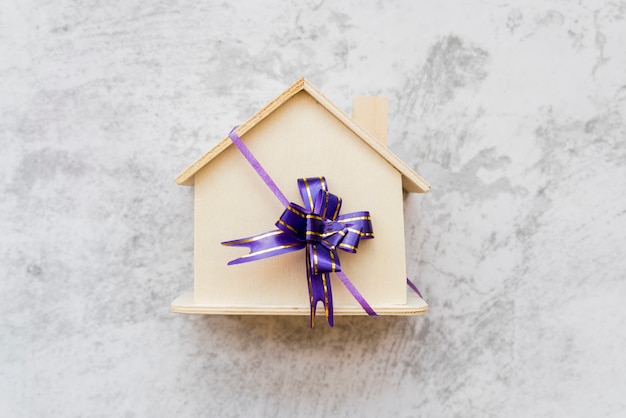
[2,1,626,417]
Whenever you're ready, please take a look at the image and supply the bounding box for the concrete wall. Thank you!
[2,1,625,416]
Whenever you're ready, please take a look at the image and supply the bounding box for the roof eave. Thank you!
[175,77,430,193]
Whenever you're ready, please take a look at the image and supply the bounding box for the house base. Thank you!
[170,290,428,316]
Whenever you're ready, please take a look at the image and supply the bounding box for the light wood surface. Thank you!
[353,96,388,145]
[175,78,430,193]
[192,91,408,307]
[171,288,428,316]
[173,79,429,316]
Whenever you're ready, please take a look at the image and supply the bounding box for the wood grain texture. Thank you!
[353,96,388,145]
[190,91,409,308]
[176,88,426,315]
[175,79,431,193]
[171,290,427,315]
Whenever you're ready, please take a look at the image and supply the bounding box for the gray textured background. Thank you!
[2,1,626,417]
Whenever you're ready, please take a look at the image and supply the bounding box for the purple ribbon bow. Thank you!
[222,177,374,327]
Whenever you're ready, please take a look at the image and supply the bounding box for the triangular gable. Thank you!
[175,78,430,193]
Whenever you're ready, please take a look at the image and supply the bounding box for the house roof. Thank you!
[175,78,430,193]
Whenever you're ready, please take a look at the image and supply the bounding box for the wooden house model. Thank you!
[171,78,430,317]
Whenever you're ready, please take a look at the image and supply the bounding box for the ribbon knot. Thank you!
[222,176,374,327]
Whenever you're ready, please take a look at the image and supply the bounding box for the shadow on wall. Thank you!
[166,313,432,413]
[183,312,430,356]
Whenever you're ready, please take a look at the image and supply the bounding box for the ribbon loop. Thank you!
[315,190,342,221]
[277,204,307,239]
[298,177,327,212]
[305,215,325,242]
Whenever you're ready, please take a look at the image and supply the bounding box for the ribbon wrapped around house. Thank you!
[222,129,377,327]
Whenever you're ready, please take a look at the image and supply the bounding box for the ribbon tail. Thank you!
[308,272,333,328]
[335,271,377,317]
[406,277,424,298]
[222,230,305,265]
[306,247,334,327]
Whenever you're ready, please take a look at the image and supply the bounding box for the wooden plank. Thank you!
[171,290,428,316]
[353,96,388,145]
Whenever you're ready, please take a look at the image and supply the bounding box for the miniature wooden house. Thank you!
[171,78,430,317]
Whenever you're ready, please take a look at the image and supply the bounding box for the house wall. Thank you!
[193,91,407,307]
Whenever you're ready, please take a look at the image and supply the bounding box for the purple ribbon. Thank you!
[406,277,424,298]
[224,129,377,327]
[227,129,289,208]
